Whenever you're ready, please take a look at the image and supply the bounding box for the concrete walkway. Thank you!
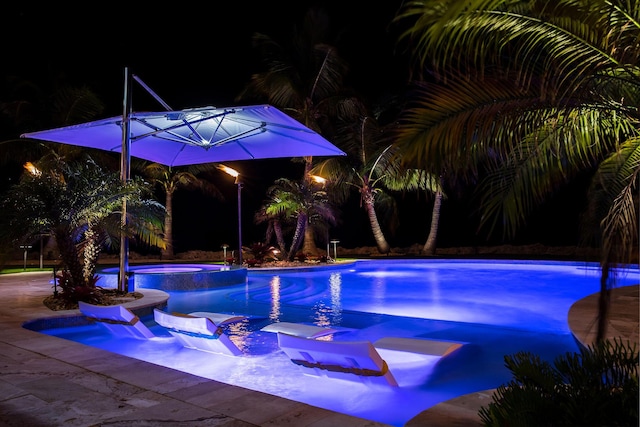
[0,271,637,426]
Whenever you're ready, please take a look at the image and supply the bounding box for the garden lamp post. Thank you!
[221,244,229,266]
[330,239,340,260]
[219,165,243,265]
[310,175,331,260]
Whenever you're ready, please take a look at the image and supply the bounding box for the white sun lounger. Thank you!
[78,301,155,340]
[153,309,243,356]
[277,333,465,387]
[277,332,399,386]
[261,321,339,338]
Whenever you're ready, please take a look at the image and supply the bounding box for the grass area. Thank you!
[0,267,51,274]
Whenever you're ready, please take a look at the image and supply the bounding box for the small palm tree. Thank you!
[259,177,337,261]
[254,205,289,255]
[0,153,165,305]
[479,338,638,426]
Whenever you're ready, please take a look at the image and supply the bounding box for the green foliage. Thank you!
[393,0,640,260]
[55,270,102,305]
[258,177,337,261]
[0,154,165,303]
[246,242,277,262]
[479,338,639,426]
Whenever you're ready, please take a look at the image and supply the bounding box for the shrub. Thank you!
[479,338,638,426]
[247,242,276,262]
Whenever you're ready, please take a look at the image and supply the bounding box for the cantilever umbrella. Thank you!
[21,103,345,292]
[21,104,345,166]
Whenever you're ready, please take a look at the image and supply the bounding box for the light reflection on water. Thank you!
[39,259,639,426]
[269,275,281,322]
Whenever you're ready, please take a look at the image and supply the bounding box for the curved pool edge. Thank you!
[22,288,170,331]
[567,284,639,349]
[407,283,640,427]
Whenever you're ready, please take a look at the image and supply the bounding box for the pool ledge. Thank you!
[23,288,169,331]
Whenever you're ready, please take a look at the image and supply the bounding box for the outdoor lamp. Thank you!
[221,244,229,266]
[310,175,326,186]
[219,165,243,265]
[330,239,340,260]
[24,162,41,176]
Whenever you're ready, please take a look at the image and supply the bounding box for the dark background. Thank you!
[0,2,587,254]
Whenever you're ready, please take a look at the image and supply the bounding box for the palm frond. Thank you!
[584,138,640,262]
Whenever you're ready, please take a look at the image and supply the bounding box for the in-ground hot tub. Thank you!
[98,264,247,291]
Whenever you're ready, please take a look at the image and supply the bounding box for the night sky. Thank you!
[1,2,586,253]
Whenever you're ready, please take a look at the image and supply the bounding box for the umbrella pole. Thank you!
[119,68,132,293]
[236,177,243,265]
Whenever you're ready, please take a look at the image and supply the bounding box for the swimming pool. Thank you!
[37,259,639,426]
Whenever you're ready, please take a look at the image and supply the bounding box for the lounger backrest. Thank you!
[277,332,398,386]
[153,309,243,356]
[154,310,221,336]
[79,301,155,339]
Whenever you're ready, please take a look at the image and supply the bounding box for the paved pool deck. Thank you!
[0,271,637,427]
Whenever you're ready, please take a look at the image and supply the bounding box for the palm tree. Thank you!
[254,205,289,255]
[259,177,337,261]
[312,107,442,254]
[235,8,352,166]
[1,78,121,262]
[136,162,223,259]
[0,153,165,304]
[386,169,446,255]
[393,0,640,341]
[236,7,356,253]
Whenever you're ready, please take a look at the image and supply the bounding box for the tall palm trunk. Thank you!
[273,219,287,257]
[302,223,319,256]
[301,156,320,254]
[266,219,288,258]
[422,190,443,255]
[288,213,307,261]
[81,227,101,282]
[54,226,84,287]
[363,189,390,254]
[162,190,174,259]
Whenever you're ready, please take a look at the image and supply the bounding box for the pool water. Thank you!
[39,259,639,426]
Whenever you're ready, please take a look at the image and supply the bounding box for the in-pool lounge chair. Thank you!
[153,309,243,356]
[260,321,340,338]
[78,301,155,340]
[277,332,465,387]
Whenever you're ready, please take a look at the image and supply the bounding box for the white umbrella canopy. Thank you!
[21,104,345,166]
